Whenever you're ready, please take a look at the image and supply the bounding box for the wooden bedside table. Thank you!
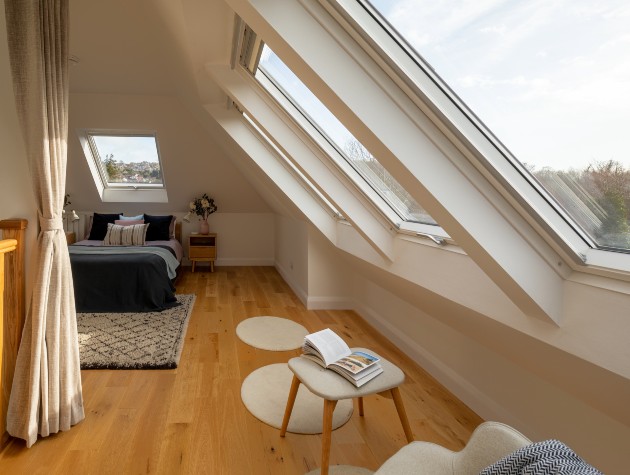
[189,233,216,272]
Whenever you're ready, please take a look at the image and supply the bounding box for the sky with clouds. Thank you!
[92,135,160,164]
[369,0,630,171]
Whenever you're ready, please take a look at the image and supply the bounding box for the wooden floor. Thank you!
[0,266,482,474]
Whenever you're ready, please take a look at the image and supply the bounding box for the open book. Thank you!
[302,328,383,387]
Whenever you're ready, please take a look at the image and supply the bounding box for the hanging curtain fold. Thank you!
[4,0,84,446]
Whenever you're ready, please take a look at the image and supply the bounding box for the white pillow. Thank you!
[103,223,148,246]
[118,214,144,221]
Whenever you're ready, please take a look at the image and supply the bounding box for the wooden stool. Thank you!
[280,348,414,475]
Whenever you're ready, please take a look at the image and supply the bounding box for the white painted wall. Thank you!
[0,4,38,293]
[187,212,275,267]
[330,247,630,474]
[274,214,308,304]
[306,224,351,309]
[68,210,275,268]
[67,93,270,215]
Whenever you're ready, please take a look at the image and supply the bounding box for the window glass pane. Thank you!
[257,46,437,225]
[365,0,630,250]
[90,134,163,186]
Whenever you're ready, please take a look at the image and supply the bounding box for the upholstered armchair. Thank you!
[374,421,531,475]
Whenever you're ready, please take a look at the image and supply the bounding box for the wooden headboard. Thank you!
[175,220,182,243]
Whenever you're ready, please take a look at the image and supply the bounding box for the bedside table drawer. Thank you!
[189,247,216,259]
[190,236,215,246]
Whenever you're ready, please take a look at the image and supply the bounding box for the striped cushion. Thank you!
[479,440,603,475]
[103,223,148,246]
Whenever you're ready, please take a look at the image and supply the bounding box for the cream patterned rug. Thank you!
[236,316,308,351]
[306,466,374,475]
[77,294,195,369]
[241,363,353,434]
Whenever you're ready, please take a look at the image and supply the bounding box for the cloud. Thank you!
[385,0,509,46]
[479,25,507,35]
[600,33,630,50]
[457,74,548,90]
[371,0,630,169]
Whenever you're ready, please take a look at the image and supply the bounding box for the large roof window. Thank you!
[255,45,437,226]
[361,0,630,251]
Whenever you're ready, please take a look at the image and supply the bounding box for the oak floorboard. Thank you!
[0,266,482,474]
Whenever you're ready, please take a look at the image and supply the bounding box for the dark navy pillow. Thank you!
[88,213,122,240]
[144,214,172,241]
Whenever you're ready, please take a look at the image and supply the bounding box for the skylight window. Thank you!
[360,0,630,251]
[87,133,164,188]
[255,45,437,226]
[242,111,343,218]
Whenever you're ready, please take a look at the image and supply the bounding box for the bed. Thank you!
[69,213,183,313]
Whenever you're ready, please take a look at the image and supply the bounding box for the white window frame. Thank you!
[236,18,450,240]
[77,129,169,203]
[254,70,401,226]
[242,111,343,219]
[321,0,630,276]
[257,56,436,227]
[223,0,571,322]
[207,63,398,261]
[255,53,452,238]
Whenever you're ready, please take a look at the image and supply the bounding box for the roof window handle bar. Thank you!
[416,232,446,246]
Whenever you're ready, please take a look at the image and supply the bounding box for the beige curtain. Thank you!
[4,0,84,446]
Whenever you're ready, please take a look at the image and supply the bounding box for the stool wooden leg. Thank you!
[280,375,301,437]
[358,397,364,416]
[321,399,338,475]
[390,387,414,443]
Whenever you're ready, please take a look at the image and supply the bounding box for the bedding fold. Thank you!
[69,245,179,279]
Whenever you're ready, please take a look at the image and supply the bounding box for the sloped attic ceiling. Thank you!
[65,0,273,214]
[65,0,624,331]
[68,0,229,100]
[67,0,562,324]
[201,0,565,323]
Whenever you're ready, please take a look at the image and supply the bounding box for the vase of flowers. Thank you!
[185,193,218,234]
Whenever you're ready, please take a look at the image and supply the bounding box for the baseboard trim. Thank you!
[275,262,308,307]
[306,296,353,310]
[216,258,275,266]
[182,258,275,267]
[352,300,525,429]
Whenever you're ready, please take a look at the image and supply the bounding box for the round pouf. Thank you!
[241,363,353,434]
[236,316,308,351]
[305,466,374,475]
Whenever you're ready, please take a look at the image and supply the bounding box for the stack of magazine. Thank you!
[301,328,383,387]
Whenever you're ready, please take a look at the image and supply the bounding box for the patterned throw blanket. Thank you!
[479,440,603,475]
